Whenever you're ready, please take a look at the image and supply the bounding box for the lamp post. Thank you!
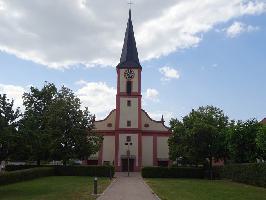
[124,137,133,177]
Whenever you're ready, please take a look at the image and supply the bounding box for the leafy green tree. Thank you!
[168,119,188,164]
[0,94,20,164]
[169,105,229,178]
[228,119,261,163]
[256,125,266,160]
[20,82,57,165]
[45,86,102,165]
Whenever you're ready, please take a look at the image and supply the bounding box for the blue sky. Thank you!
[0,0,265,124]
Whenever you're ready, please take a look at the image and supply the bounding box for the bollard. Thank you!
[93,177,98,195]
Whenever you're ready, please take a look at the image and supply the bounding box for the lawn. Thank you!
[0,176,110,200]
[146,179,266,200]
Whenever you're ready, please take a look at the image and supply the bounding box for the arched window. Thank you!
[126,81,132,94]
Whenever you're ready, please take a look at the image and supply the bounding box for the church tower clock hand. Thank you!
[124,69,135,80]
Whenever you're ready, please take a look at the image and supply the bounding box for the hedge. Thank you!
[214,163,266,187]
[0,165,114,186]
[5,165,114,177]
[54,165,115,177]
[0,167,54,186]
[142,166,204,178]
[5,165,40,171]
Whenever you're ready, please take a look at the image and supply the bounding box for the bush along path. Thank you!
[0,165,114,186]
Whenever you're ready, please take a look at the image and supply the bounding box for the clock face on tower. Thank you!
[124,69,135,80]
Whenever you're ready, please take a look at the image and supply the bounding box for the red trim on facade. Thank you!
[116,69,121,130]
[119,92,140,96]
[97,132,115,136]
[115,69,120,171]
[138,132,142,170]
[115,128,141,131]
[95,65,171,171]
[153,135,158,166]
[138,96,142,129]
[95,130,170,135]
[115,131,119,171]
[137,69,142,171]
[142,132,170,136]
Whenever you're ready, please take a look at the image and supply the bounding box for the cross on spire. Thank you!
[117,4,141,69]
[128,0,133,9]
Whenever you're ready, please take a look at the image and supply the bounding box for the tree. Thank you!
[45,86,102,165]
[256,125,266,160]
[20,82,57,165]
[228,119,261,163]
[0,94,20,166]
[169,105,229,179]
[168,119,188,164]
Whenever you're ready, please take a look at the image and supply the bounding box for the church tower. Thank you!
[115,9,143,171]
[116,9,142,130]
[93,9,170,172]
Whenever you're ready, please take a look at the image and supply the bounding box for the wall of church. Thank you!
[142,136,153,166]
[95,110,116,130]
[102,136,115,165]
[119,97,138,128]
[157,137,169,159]
[141,110,168,131]
[118,134,138,167]
[119,69,139,93]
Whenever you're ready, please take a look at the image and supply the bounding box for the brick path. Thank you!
[97,172,159,200]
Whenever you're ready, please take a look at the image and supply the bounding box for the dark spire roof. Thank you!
[261,118,266,125]
[117,9,141,69]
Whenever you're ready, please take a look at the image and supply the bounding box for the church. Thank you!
[89,10,171,172]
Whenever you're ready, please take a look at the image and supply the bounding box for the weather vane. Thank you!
[128,0,133,9]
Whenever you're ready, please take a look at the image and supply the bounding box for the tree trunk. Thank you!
[63,160,67,166]
[37,159,41,166]
[209,156,213,180]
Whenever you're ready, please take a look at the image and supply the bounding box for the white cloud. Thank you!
[0,83,25,109]
[0,81,116,119]
[159,66,180,81]
[145,88,159,102]
[226,21,259,38]
[240,1,266,15]
[147,110,174,126]
[75,81,116,119]
[75,79,88,86]
[0,0,265,69]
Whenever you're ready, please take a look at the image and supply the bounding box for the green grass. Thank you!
[146,179,266,200]
[0,176,110,200]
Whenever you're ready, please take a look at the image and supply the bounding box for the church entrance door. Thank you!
[121,158,134,172]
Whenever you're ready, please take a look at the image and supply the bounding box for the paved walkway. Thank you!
[97,172,159,200]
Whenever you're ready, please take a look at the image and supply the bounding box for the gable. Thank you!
[94,109,116,131]
[141,109,169,132]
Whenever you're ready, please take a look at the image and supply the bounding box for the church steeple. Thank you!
[117,9,141,69]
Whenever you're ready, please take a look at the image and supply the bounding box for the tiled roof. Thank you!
[117,9,141,69]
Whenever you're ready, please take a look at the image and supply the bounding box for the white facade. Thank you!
[91,10,171,171]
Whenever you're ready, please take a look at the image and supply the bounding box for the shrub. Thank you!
[142,166,204,178]
[0,167,54,186]
[54,165,114,177]
[5,165,40,171]
[214,163,266,187]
